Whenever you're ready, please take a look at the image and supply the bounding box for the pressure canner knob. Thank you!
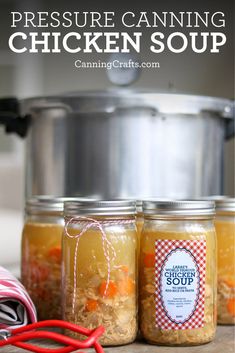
[106,53,141,86]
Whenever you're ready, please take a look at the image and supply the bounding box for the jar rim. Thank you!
[135,198,171,214]
[26,196,92,213]
[143,200,215,217]
[197,196,235,213]
[64,199,136,216]
[215,198,235,213]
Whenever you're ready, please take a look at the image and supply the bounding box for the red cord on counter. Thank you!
[0,320,105,353]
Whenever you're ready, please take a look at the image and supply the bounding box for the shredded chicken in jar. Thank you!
[21,223,63,320]
[218,279,235,324]
[63,225,137,346]
[216,219,235,324]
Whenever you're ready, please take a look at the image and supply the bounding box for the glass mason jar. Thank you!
[136,200,144,256]
[214,198,235,325]
[139,200,217,346]
[21,197,66,320]
[62,200,138,346]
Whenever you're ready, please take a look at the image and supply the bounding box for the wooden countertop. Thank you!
[0,326,234,353]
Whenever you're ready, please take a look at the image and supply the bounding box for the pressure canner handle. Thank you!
[225,102,235,140]
[0,97,31,138]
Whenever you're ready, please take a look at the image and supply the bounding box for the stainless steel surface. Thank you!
[22,91,233,116]
[21,92,234,199]
[143,200,215,217]
[64,200,136,216]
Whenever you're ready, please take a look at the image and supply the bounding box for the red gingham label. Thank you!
[155,239,206,330]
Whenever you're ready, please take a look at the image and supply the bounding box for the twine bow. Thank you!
[65,216,135,313]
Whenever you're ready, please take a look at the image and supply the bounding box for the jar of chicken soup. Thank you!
[140,200,216,346]
[215,198,235,325]
[62,200,138,346]
[21,196,75,320]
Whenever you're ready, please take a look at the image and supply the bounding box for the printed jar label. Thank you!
[155,239,206,330]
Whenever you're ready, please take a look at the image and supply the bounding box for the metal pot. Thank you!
[0,91,234,199]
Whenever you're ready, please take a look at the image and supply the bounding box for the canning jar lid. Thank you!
[198,196,235,213]
[64,200,136,216]
[136,200,143,214]
[26,196,91,214]
[143,200,215,217]
[136,198,171,214]
[214,198,235,213]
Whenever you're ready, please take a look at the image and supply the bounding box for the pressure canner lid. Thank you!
[22,91,233,118]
